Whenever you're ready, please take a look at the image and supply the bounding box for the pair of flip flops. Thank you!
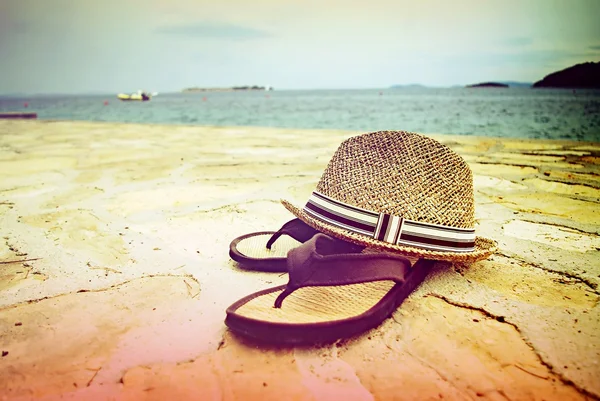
[226,220,433,345]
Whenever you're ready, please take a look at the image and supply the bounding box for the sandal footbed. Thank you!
[225,259,432,345]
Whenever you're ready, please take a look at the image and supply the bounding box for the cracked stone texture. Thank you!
[0,120,599,400]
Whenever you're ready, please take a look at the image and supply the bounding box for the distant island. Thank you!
[389,84,428,89]
[532,62,600,89]
[497,81,532,88]
[466,82,509,88]
[389,82,533,89]
[182,85,272,93]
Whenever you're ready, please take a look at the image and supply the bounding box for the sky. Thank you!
[1,0,599,94]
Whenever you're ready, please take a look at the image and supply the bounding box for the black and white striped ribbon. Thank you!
[303,191,476,253]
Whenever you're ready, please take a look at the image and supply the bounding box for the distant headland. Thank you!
[182,85,273,93]
[466,82,509,88]
[533,62,600,89]
[389,82,532,89]
[387,61,600,90]
[389,84,428,89]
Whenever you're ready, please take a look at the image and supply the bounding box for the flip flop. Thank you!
[225,233,433,345]
[229,218,362,272]
[229,219,317,272]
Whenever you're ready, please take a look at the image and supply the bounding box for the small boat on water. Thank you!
[117,90,156,101]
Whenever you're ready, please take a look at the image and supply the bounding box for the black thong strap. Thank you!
[274,233,413,308]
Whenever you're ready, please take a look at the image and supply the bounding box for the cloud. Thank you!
[154,21,271,40]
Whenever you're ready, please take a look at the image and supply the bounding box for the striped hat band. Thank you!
[303,191,476,253]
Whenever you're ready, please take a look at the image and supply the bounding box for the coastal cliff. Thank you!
[533,62,600,89]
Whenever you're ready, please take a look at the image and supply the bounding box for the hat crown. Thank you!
[315,131,475,229]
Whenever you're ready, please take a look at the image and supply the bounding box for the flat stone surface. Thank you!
[0,121,598,400]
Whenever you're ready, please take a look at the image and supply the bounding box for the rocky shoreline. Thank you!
[0,121,598,400]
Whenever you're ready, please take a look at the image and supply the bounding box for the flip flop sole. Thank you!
[229,231,302,272]
[225,259,433,345]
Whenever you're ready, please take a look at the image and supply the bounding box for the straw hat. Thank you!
[282,130,497,263]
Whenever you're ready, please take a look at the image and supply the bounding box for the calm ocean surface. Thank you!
[1,88,599,142]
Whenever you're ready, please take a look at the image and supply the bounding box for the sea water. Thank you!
[1,88,599,142]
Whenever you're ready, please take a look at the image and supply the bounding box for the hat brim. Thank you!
[281,199,497,264]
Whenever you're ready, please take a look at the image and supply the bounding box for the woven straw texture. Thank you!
[235,234,301,259]
[283,130,497,263]
[235,281,396,324]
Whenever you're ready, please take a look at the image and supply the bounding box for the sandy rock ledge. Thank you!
[0,121,598,400]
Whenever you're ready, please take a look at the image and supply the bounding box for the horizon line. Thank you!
[1,83,539,97]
